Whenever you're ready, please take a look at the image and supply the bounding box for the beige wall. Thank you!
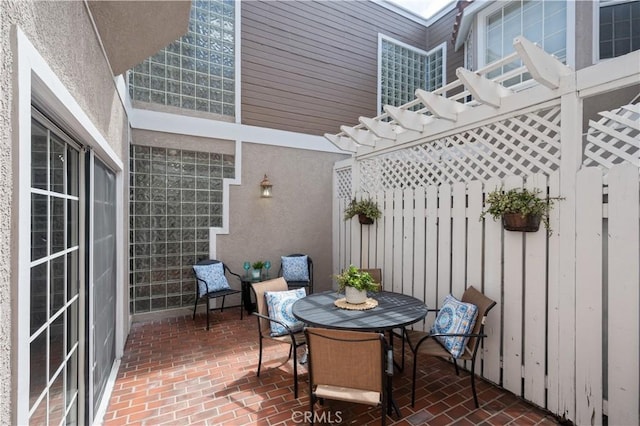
[218,143,347,295]
[0,1,129,423]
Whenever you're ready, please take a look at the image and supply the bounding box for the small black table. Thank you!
[240,274,273,314]
[292,290,428,418]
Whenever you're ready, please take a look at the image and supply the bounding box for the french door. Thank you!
[28,109,117,425]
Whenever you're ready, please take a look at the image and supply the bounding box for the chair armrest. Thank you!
[251,312,302,340]
[429,332,487,339]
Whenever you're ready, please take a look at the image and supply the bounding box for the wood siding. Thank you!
[241,0,432,136]
[426,7,464,96]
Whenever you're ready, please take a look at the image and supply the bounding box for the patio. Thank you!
[103,310,562,425]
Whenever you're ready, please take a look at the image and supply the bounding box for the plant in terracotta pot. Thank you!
[344,198,382,225]
[251,261,265,279]
[335,265,380,304]
[480,187,561,235]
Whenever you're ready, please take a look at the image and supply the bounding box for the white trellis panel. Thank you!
[583,104,640,173]
[402,188,414,296]
[575,167,603,426]
[437,184,452,305]
[483,177,503,385]
[523,173,548,407]
[502,175,525,396]
[607,164,640,426]
[383,190,394,292]
[451,182,467,298]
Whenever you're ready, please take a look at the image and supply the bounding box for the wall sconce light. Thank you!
[260,174,273,198]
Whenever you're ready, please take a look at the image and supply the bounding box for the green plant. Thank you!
[251,261,265,269]
[480,187,561,234]
[334,265,380,293]
[343,198,382,221]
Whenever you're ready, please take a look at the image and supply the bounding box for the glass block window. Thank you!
[600,1,640,59]
[483,1,566,85]
[379,36,446,112]
[129,145,234,314]
[128,0,236,116]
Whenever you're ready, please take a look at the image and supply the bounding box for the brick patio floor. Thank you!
[103,310,563,425]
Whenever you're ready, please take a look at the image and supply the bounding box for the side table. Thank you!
[240,274,273,314]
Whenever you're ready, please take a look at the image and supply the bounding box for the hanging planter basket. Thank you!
[501,213,541,232]
[358,214,374,225]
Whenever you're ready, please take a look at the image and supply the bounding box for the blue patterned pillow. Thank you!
[281,255,309,282]
[193,262,230,297]
[430,294,478,358]
[265,288,306,336]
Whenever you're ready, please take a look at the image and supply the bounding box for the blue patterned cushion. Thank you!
[193,262,230,297]
[281,255,309,282]
[430,294,478,358]
[265,288,306,336]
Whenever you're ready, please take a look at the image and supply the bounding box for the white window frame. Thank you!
[377,34,447,113]
[476,0,575,70]
[596,0,640,61]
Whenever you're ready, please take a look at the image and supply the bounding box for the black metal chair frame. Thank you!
[250,278,306,398]
[278,253,314,294]
[406,286,496,408]
[192,259,242,330]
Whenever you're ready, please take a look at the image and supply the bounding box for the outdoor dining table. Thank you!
[292,290,428,418]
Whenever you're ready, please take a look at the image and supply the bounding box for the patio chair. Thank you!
[278,253,314,294]
[251,277,307,398]
[359,267,406,370]
[406,285,496,408]
[305,327,390,426]
[192,259,243,330]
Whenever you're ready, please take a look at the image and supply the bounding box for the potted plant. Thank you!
[343,198,382,225]
[480,187,561,234]
[335,265,380,304]
[251,261,265,279]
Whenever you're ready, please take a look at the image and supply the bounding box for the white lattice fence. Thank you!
[583,103,640,174]
[358,105,562,192]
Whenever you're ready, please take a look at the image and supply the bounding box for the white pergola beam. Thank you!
[513,36,572,90]
[340,125,377,147]
[415,89,468,121]
[324,133,358,152]
[359,117,397,140]
[383,105,430,132]
[456,68,513,108]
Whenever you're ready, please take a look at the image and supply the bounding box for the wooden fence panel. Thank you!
[546,171,561,414]
[403,188,415,296]
[383,190,394,291]
[452,182,467,298]
[607,164,639,426]
[392,189,403,293]
[523,174,548,407]
[424,185,439,330]
[502,175,524,396]
[483,177,503,385]
[375,190,385,275]
[575,167,603,425]
[413,187,426,306]
[437,184,452,305]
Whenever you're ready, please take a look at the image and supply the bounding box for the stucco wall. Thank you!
[218,143,347,297]
[0,1,129,423]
